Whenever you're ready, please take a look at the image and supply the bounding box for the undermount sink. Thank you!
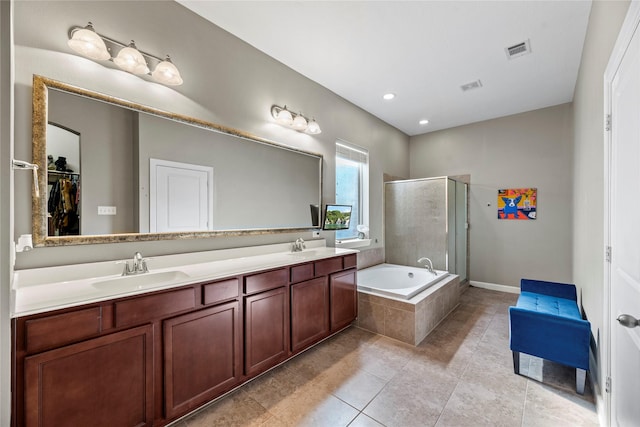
[92,270,190,292]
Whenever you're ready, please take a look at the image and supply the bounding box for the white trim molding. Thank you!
[470,280,520,294]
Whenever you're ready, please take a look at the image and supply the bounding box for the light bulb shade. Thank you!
[67,23,110,61]
[291,114,308,131]
[275,107,293,126]
[114,41,149,75]
[152,56,183,86]
[306,119,321,134]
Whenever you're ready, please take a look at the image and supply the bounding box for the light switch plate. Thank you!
[98,206,117,215]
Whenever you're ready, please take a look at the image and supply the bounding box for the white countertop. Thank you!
[12,240,358,318]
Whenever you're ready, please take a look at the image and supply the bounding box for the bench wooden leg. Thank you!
[512,351,520,374]
[576,368,586,395]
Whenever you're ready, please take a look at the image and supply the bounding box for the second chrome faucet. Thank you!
[119,252,150,276]
[291,238,306,252]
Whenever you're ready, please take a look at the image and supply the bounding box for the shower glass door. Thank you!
[455,181,468,282]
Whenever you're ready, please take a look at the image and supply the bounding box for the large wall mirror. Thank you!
[32,76,323,246]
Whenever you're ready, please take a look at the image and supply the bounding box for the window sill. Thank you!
[335,238,371,249]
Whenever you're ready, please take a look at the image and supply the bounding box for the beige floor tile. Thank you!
[435,380,525,427]
[243,365,313,410]
[363,362,458,427]
[522,381,599,427]
[315,362,388,410]
[265,378,359,427]
[184,390,272,427]
[348,413,386,427]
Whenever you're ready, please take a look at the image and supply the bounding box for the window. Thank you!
[335,141,369,240]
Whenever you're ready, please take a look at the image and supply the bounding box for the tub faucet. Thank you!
[417,257,435,275]
[119,252,150,276]
[292,238,306,252]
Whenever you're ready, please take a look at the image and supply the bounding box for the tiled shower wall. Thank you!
[385,178,448,269]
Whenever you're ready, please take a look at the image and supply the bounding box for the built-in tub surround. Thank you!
[12,239,355,317]
[357,263,459,345]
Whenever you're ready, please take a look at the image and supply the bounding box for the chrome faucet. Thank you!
[417,257,436,275]
[292,238,306,252]
[119,252,150,276]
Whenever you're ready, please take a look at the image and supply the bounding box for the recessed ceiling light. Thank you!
[419,119,429,125]
[383,93,395,100]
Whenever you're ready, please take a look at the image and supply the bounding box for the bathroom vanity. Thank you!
[11,243,357,426]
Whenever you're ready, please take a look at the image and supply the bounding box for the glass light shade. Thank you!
[67,24,110,61]
[306,119,321,134]
[291,114,308,131]
[152,56,183,86]
[276,107,293,126]
[113,41,149,75]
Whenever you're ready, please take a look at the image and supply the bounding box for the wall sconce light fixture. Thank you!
[271,105,321,134]
[67,22,183,86]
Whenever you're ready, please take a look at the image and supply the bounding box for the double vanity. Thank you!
[11,240,358,426]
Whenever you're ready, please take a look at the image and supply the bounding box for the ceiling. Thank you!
[177,1,592,136]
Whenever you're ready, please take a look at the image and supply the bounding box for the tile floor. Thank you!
[172,287,599,427]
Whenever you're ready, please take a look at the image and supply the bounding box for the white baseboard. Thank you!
[470,280,520,294]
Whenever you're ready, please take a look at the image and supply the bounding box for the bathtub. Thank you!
[357,263,449,300]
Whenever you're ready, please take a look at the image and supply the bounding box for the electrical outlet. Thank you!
[312,230,321,238]
[98,206,117,215]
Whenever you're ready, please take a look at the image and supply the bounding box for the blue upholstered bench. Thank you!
[509,279,591,394]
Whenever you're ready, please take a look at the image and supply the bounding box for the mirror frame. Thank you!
[32,75,323,247]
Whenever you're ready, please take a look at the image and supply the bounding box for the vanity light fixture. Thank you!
[113,40,149,75]
[271,105,321,134]
[67,22,184,86]
[67,22,110,61]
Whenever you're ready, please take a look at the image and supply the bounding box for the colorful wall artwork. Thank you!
[497,188,537,220]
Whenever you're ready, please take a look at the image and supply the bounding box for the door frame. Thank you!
[604,3,640,425]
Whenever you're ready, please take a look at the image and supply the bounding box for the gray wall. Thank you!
[410,103,574,288]
[572,0,630,402]
[11,0,409,269]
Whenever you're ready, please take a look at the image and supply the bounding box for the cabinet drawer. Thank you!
[25,307,102,353]
[203,278,239,305]
[343,254,357,269]
[244,268,287,295]
[290,263,314,284]
[315,257,343,276]
[115,288,196,328]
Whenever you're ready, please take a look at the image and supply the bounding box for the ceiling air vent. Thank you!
[461,80,483,92]
[505,40,531,60]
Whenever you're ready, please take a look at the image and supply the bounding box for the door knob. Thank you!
[617,314,640,328]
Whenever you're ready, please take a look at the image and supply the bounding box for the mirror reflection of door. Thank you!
[149,159,213,233]
[46,123,81,236]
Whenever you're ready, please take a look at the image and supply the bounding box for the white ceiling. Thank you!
[177,1,592,136]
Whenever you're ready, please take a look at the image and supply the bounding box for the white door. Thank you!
[607,5,640,425]
[150,159,213,232]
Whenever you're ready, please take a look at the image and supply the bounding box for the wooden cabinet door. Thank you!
[244,287,288,376]
[163,301,240,419]
[24,325,153,427]
[330,269,358,332]
[291,277,329,353]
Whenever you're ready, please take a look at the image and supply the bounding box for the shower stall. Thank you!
[384,176,468,282]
